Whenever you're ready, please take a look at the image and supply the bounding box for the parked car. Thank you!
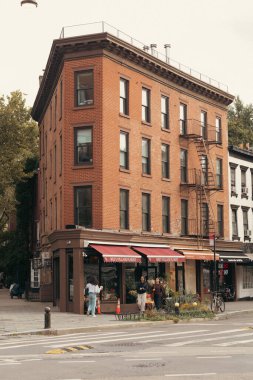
[9,283,24,299]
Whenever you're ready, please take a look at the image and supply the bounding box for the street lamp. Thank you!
[21,0,38,7]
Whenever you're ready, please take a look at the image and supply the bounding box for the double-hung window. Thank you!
[120,78,129,115]
[75,70,94,106]
[142,88,151,123]
[202,203,209,236]
[201,155,208,185]
[243,208,249,238]
[75,127,93,165]
[74,186,92,227]
[120,189,129,230]
[217,204,224,237]
[161,96,169,129]
[201,110,207,139]
[216,158,223,189]
[230,166,236,194]
[231,208,238,237]
[161,144,170,179]
[215,117,222,143]
[180,149,188,183]
[120,132,129,170]
[180,103,187,135]
[181,199,188,235]
[142,138,151,175]
[162,196,170,233]
[142,193,151,231]
[241,169,247,196]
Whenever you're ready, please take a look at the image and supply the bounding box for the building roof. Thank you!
[32,32,234,122]
[228,145,253,161]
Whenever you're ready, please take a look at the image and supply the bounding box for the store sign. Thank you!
[209,233,215,247]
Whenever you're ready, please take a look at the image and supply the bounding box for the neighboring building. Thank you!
[224,145,253,299]
[32,23,238,313]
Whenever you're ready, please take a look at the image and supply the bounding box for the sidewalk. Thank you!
[1,288,253,336]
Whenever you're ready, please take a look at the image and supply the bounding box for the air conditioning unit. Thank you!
[242,186,248,194]
[231,185,236,193]
[246,230,252,236]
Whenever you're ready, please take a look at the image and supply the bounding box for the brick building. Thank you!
[32,24,240,313]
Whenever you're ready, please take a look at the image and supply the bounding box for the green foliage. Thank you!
[228,96,253,146]
[0,91,38,220]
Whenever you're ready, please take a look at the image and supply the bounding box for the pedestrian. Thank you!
[85,276,103,317]
[152,278,164,310]
[137,276,148,314]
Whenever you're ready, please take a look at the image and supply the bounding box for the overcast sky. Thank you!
[1,0,253,107]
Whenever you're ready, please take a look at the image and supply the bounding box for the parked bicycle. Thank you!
[210,292,225,313]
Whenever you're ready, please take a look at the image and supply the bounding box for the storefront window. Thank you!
[101,263,119,302]
[243,266,253,289]
[67,254,73,302]
[83,255,99,286]
[203,264,211,293]
[125,265,137,304]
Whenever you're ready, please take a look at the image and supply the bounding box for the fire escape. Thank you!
[180,118,221,247]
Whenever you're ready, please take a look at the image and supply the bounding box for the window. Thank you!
[50,103,52,130]
[142,88,151,123]
[202,203,209,236]
[120,132,129,170]
[243,209,249,237]
[75,127,93,165]
[49,150,52,179]
[201,111,207,139]
[142,138,151,175]
[55,196,57,230]
[142,193,151,231]
[120,189,129,229]
[230,167,236,194]
[60,135,62,176]
[161,96,169,129]
[201,155,208,185]
[180,149,188,183]
[54,94,57,130]
[74,186,92,227]
[120,78,129,115]
[241,169,248,196]
[180,103,187,135]
[60,80,63,119]
[162,196,170,233]
[75,70,94,106]
[231,208,238,237]
[181,199,188,235]
[161,144,170,179]
[216,158,223,189]
[217,204,224,237]
[54,144,57,182]
[243,267,253,289]
[215,117,222,143]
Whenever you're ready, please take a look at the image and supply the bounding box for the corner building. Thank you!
[32,26,238,313]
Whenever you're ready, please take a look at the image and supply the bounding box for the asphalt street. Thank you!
[1,312,253,379]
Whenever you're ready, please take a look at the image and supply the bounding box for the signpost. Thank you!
[209,233,216,292]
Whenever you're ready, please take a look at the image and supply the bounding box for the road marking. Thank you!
[22,358,43,362]
[142,329,208,343]
[216,338,253,347]
[0,362,20,365]
[164,328,246,346]
[58,360,96,363]
[125,358,163,361]
[46,345,92,354]
[196,356,231,359]
[165,374,216,377]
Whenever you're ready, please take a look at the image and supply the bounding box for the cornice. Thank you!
[32,32,234,123]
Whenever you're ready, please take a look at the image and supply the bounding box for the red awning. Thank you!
[176,249,219,261]
[132,247,185,263]
[89,244,142,263]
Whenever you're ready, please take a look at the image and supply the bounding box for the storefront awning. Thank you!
[132,247,185,263]
[219,251,250,263]
[176,248,219,261]
[89,244,142,263]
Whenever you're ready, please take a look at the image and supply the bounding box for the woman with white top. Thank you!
[85,276,103,317]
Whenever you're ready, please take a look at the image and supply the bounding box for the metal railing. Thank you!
[179,119,219,143]
[59,21,228,92]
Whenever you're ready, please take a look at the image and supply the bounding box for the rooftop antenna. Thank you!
[21,0,38,7]
[164,44,171,64]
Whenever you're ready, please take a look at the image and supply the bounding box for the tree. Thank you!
[0,91,38,223]
[228,96,253,147]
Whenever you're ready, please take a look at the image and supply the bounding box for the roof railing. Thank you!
[59,21,229,92]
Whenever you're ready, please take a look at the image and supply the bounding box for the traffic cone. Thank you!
[97,298,101,314]
[116,299,121,314]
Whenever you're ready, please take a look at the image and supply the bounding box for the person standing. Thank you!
[137,276,148,314]
[152,278,164,310]
[85,276,103,317]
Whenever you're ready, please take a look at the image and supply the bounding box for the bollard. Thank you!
[44,306,51,329]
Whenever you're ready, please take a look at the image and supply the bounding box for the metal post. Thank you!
[44,306,51,329]
[213,236,216,293]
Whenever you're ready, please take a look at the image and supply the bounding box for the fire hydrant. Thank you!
[175,302,180,316]
[44,306,51,329]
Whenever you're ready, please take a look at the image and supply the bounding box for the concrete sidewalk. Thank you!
[1,288,253,336]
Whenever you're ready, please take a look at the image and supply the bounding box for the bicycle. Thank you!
[210,292,225,313]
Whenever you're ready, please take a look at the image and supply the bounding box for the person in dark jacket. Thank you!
[152,278,164,310]
[136,276,148,313]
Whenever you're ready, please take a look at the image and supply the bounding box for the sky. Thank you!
[1,0,253,107]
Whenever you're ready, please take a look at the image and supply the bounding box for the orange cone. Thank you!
[116,299,121,314]
[97,298,101,314]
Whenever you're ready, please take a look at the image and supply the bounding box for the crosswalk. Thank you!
[1,326,253,353]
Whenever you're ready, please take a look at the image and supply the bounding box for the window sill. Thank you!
[141,121,152,127]
[142,173,152,178]
[72,105,95,111]
[120,168,130,174]
[231,192,238,197]
[232,235,241,241]
[162,177,170,182]
[72,165,94,170]
[119,113,130,119]
[241,194,249,199]
[161,128,170,133]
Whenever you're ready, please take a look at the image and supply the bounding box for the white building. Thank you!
[226,145,253,299]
